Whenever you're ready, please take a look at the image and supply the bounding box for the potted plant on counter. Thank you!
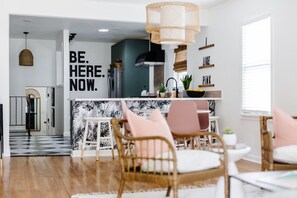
[158,84,166,98]
[222,128,237,146]
[180,74,192,97]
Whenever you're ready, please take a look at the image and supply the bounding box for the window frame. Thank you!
[241,16,272,116]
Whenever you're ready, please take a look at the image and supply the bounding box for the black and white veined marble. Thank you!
[71,99,215,150]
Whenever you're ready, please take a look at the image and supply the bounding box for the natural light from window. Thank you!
[242,16,271,115]
[174,71,187,90]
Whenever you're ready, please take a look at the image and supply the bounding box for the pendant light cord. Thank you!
[24,32,29,49]
[25,34,27,49]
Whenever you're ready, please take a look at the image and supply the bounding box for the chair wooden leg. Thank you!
[81,120,89,160]
[173,183,178,198]
[224,175,230,198]
[117,179,125,198]
[166,186,171,197]
[108,121,115,159]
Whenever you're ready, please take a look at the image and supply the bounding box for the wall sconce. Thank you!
[146,2,200,45]
[19,32,33,66]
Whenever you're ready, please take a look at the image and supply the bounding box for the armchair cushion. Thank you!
[272,107,297,148]
[126,109,175,158]
[142,150,221,173]
[273,145,297,164]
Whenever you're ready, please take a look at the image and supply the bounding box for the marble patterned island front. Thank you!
[70,97,221,157]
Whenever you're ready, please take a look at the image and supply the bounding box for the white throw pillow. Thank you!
[273,145,297,164]
[142,150,221,173]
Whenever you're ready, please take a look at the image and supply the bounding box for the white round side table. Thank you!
[215,146,251,198]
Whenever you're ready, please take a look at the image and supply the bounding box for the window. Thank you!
[173,45,187,72]
[242,17,271,114]
[173,45,187,89]
[174,71,187,89]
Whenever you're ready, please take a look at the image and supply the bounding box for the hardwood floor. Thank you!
[0,156,261,198]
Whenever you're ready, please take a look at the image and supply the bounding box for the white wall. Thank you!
[55,86,64,136]
[10,38,56,95]
[69,41,113,99]
[187,0,297,162]
[62,30,70,137]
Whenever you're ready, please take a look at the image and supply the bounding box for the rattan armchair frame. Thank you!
[112,118,230,198]
[260,116,297,171]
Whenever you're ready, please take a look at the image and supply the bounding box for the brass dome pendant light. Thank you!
[19,32,33,66]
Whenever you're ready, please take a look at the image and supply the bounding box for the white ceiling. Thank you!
[9,0,226,43]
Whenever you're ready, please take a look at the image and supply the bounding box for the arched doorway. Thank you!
[25,88,41,134]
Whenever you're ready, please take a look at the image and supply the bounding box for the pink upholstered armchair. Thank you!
[111,108,230,198]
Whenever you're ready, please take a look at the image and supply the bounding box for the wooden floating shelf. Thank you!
[199,44,215,50]
[198,64,215,69]
[199,84,215,88]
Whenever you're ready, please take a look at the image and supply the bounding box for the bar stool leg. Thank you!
[96,121,101,161]
[81,120,89,159]
[108,120,114,159]
[215,119,220,135]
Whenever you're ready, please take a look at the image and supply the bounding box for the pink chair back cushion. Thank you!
[193,101,209,131]
[126,109,175,158]
[120,100,131,131]
[167,101,201,134]
[272,107,297,148]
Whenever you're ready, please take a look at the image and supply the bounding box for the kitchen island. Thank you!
[70,97,221,157]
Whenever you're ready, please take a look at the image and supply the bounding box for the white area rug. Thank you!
[71,185,271,198]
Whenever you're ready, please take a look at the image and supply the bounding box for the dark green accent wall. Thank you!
[111,39,149,97]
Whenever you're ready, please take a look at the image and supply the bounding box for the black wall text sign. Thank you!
[69,51,105,91]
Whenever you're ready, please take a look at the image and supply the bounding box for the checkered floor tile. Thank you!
[10,135,71,156]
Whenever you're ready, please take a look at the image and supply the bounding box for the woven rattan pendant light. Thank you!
[146,2,200,45]
[19,32,33,66]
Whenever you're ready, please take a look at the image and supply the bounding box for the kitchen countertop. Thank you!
[72,97,222,101]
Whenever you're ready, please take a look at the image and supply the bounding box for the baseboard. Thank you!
[242,153,261,164]
[71,149,118,158]
[3,147,11,157]
[64,131,70,137]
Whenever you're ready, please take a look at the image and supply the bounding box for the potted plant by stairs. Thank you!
[222,128,237,146]
[180,74,192,97]
[159,84,166,98]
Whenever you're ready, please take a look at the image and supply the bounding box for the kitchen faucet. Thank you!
[166,77,178,97]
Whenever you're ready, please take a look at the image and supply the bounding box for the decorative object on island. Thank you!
[158,84,166,97]
[146,2,200,45]
[222,128,237,146]
[19,32,33,66]
[180,74,192,90]
[186,87,205,97]
[186,90,205,98]
[181,74,192,97]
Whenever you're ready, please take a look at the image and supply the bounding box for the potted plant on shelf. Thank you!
[222,128,237,146]
[158,84,166,98]
[180,74,192,97]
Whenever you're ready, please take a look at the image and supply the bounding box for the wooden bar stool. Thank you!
[81,117,114,160]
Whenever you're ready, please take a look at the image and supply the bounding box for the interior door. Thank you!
[25,87,47,135]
